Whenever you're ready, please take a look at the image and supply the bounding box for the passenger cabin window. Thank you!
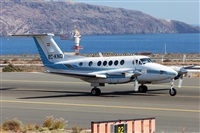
[103,61,107,66]
[97,61,101,66]
[114,60,118,66]
[79,62,83,66]
[132,60,135,65]
[108,60,113,66]
[89,61,93,66]
[120,60,125,65]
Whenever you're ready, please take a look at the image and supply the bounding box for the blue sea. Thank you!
[0,34,200,55]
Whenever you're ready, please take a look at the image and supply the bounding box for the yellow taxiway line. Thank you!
[0,100,199,113]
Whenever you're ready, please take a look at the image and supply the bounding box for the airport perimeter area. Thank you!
[0,72,200,132]
[0,53,200,132]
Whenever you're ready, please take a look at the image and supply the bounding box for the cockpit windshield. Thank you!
[140,58,153,64]
[147,58,154,62]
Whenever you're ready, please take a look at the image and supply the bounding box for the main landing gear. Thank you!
[90,83,104,96]
[138,84,148,93]
[91,87,101,96]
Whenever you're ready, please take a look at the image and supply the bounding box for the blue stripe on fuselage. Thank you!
[34,37,52,65]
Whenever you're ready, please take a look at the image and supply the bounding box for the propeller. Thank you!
[178,67,188,88]
[172,66,188,88]
[131,70,141,92]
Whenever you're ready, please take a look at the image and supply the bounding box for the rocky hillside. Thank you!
[1,0,199,36]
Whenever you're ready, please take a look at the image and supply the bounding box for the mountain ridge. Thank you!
[1,0,199,36]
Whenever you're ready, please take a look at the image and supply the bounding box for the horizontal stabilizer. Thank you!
[9,33,54,37]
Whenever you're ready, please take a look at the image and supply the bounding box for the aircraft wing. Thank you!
[48,71,107,79]
[49,68,141,79]
[91,68,141,78]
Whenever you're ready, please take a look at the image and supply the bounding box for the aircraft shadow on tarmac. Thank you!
[0,87,170,99]
[0,87,16,91]
[13,88,169,99]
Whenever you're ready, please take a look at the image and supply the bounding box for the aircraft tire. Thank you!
[169,88,177,96]
[91,88,101,96]
[138,85,148,93]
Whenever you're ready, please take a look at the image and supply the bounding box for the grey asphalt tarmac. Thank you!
[0,72,199,132]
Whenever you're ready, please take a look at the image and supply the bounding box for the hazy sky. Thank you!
[74,0,200,25]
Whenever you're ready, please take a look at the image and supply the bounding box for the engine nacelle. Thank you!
[84,77,132,84]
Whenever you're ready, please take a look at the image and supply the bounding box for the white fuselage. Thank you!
[47,54,178,84]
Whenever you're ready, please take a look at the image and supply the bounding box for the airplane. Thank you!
[11,33,188,96]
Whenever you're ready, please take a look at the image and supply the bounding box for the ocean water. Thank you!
[0,34,199,55]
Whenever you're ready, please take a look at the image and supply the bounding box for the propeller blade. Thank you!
[183,65,194,69]
[134,78,138,91]
[178,75,183,88]
[171,66,188,75]
[171,66,188,88]
[179,68,188,75]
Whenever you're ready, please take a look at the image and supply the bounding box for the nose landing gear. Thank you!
[169,88,177,96]
[169,79,177,96]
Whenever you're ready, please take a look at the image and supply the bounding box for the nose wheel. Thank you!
[169,88,177,96]
[169,79,177,96]
[91,88,101,96]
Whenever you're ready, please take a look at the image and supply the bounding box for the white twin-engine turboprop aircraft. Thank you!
[11,33,188,96]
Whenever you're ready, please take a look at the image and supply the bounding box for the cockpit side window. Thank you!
[135,59,142,65]
[138,60,142,65]
[135,60,138,64]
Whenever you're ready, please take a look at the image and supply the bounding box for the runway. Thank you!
[1,72,199,132]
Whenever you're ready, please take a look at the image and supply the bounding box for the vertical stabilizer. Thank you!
[33,34,64,64]
[11,33,65,65]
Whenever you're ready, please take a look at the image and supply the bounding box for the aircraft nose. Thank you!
[168,68,178,78]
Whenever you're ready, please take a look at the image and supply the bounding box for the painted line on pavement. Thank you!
[0,100,199,113]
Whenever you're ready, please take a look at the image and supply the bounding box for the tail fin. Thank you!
[11,33,64,65]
